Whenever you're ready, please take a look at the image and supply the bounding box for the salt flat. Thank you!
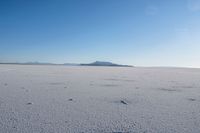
[0,64,200,133]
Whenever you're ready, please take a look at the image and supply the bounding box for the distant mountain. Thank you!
[0,62,58,65]
[80,61,133,67]
[22,62,56,65]
[63,63,79,66]
[0,61,133,67]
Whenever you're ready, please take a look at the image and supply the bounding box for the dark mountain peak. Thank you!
[81,61,133,67]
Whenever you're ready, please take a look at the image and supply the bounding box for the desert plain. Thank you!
[0,64,200,133]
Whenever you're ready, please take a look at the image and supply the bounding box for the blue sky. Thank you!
[0,0,200,67]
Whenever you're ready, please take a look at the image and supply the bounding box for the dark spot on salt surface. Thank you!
[135,87,140,89]
[120,100,128,105]
[188,98,196,101]
[26,102,32,105]
[4,83,7,86]
[68,99,73,101]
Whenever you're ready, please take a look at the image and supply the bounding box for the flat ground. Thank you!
[0,64,200,133]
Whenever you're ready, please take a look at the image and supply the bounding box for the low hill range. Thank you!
[80,61,133,67]
[0,61,133,67]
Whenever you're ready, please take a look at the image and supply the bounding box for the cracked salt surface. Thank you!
[0,65,200,133]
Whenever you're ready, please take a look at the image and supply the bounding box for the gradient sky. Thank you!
[0,0,200,67]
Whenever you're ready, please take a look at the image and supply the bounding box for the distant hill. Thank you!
[0,62,79,66]
[63,63,79,66]
[80,61,133,67]
[0,62,59,65]
[0,61,133,67]
[22,62,56,65]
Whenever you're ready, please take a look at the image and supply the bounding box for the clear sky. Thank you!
[0,0,200,67]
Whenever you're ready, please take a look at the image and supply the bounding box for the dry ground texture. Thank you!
[0,64,200,133]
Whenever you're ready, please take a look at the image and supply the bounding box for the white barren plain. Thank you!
[0,64,200,133]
